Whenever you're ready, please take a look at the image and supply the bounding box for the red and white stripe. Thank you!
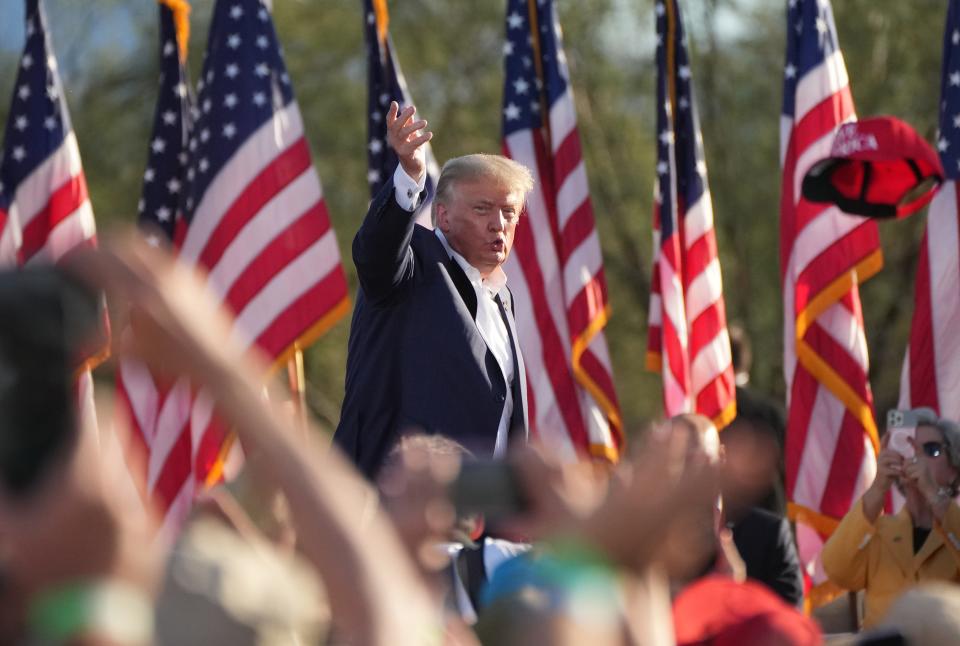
[180,104,345,356]
[781,36,880,600]
[898,181,960,420]
[647,169,735,428]
[648,202,690,414]
[685,202,734,422]
[116,360,242,541]
[645,0,735,429]
[117,102,348,538]
[1,126,102,439]
[0,213,17,265]
[503,85,622,462]
[6,132,97,267]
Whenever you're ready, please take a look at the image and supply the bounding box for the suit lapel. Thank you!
[437,232,524,437]
[883,508,918,579]
[915,523,945,570]
[438,244,505,404]
[443,251,478,319]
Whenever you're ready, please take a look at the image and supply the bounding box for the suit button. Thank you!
[499,394,505,402]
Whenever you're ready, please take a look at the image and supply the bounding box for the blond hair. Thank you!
[432,154,535,222]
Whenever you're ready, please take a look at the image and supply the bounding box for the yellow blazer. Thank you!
[821,498,960,627]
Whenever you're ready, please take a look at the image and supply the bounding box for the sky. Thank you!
[602,0,752,62]
[0,0,753,65]
[0,2,149,82]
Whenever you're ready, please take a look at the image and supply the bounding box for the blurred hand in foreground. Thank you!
[500,429,720,576]
[66,232,258,385]
[67,235,442,646]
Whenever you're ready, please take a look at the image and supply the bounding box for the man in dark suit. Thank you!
[335,102,532,478]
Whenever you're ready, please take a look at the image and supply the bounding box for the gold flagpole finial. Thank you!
[157,0,191,62]
[372,0,390,48]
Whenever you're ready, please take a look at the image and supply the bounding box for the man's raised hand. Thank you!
[386,101,432,183]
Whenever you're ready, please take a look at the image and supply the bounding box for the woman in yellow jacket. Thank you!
[821,409,960,628]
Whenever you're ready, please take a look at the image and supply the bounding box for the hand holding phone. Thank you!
[886,409,919,459]
[888,428,914,460]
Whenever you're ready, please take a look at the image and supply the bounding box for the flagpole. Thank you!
[286,350,308,436]
[526,0,552,149]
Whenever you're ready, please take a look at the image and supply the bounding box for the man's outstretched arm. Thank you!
[353,102,433,303]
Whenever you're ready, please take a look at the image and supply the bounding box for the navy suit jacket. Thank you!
[334,179,528,478]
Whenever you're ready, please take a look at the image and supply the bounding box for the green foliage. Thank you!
[0,0,953,435]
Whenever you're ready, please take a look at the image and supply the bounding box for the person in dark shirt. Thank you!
[724,504,805,608]
[664,412,804,607]
[728,323,787,514]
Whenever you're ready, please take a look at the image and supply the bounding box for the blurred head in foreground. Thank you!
[672,575,821,646]
[878,583,960,646]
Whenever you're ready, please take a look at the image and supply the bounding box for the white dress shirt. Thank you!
[442,537,532,624]
[394,165,517,458]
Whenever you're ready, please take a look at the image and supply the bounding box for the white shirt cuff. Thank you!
[393,164,426,212]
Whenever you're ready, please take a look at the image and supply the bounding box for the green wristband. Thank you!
[547,538,616,574]
[30,584,90,641]
[29,580,153,644]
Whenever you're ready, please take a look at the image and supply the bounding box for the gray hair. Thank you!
[377,432,475,485]
[909,407,960,473]
[431,154,535,222]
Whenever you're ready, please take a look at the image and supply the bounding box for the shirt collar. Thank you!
[434,229,508,296]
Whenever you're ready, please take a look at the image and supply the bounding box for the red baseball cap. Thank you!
[673,576,822,646]
[801,116,943,219]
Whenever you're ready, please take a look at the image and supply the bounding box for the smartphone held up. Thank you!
[886,409,919,460]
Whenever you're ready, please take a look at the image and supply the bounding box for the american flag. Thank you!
[898,1,960,422]
[114,1,199,533]
[646,0,736,429]
[0,0,101,432]
[119,0,351,538]
[781,0,881,606]
[180,0,349,360]
[500,0,622,461]
[363,0,438,227]
[0,0,96,267]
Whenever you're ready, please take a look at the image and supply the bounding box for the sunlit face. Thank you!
[916,424,959,489]
[436,177,523,278]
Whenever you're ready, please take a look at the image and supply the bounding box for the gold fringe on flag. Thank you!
[157,0,191,62]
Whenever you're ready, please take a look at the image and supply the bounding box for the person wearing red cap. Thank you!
[672,575,822,646]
